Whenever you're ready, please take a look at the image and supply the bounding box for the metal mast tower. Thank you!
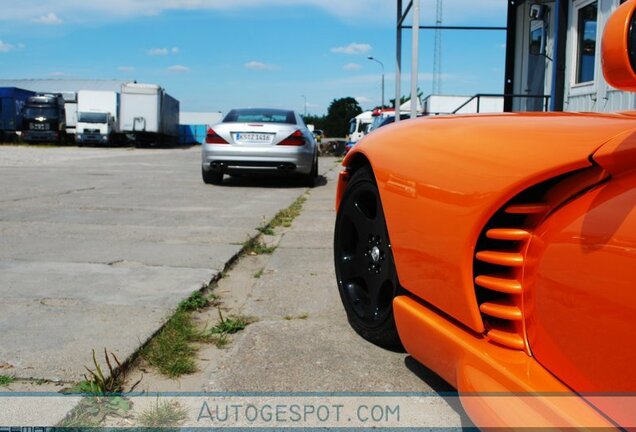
[433,0,443,95]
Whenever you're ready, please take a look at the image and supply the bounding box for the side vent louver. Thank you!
[473,167,609,353]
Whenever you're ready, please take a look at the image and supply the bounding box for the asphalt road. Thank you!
[0,145,321,382]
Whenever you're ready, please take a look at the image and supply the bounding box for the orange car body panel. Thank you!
[524,170,636,417]
[393,295,618,428]
[341,112,636,334]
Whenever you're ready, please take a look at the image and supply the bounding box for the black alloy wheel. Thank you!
[334,165,402,349]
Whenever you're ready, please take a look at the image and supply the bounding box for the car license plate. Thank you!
[30,123,48,131]
[235,132,272,144]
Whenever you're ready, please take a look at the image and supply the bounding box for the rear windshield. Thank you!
[223,109,296,125]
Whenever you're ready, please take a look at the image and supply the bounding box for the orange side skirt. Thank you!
[393,295,615,429]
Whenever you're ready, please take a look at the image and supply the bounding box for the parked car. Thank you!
[334,1,636,428]
[201,108,318,186]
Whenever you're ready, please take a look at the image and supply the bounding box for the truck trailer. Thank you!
[120,83,179,146]
[75,90,120,146]
[21,93,67,144]
[62,92,78,141]
[0,87,35,142]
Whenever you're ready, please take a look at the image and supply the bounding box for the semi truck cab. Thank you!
[21,94,66,144]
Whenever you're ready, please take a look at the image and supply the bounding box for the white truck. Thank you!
[75,90,119,146]
[120,83,179,146]
[346,111,373,145]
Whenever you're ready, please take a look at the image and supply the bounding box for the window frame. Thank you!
[571,0,599,89]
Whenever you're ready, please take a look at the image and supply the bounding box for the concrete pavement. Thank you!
[0,145,321,382]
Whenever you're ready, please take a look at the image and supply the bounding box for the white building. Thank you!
[505,0,633,112]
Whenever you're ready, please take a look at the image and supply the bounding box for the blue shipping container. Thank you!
[0,87,36,137]
[179,124,207,145]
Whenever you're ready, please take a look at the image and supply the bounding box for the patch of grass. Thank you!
[270,195,307,229]
[254,194,308,238]
[209,314,251,335]
[283,313,309,321]
[198,309,253,349]
[178,290,218,312]
[253,268,264,279]
[141,311,199,378]
[257,225,275,236]
[207,333,230,349]
[138,399,187,427]
[35,378,47,386]
[0,375,15,386]
[242,236,276,255]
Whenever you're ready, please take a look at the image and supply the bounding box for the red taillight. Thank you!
[278,130,306,146]
[206,128,228,144]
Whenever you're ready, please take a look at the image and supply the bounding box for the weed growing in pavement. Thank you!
[253,268,264,279]
[209,309,252,334]
[59,349,136,427]
[270,195,307,229]
[177,290,218,312]
[138,399,188,427]
[254,193,308,238]
[0,375,14,386]
[242,236,276,255]
[257,225,275,236]
[69,349,129,395]
[198,308,254,348]
[141,311,199,377]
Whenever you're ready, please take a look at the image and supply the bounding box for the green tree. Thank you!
[301,114,327,132]
[324,97,362,138]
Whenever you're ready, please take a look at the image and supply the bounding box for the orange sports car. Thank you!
[334,1,636,428]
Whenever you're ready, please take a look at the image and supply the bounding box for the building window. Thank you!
[576,2,598,84]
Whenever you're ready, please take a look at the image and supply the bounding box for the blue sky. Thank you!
[0,0,507,115]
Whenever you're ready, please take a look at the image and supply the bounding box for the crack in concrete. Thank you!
[0,187,97,204]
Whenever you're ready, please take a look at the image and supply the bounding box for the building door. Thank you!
[526,19,548,111]
[512,2,554,112]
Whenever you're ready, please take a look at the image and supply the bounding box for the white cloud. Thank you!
[118,66,135,72]
[331,43,371,55]
[343,63,362,71]
[168,64,189,73]
[33,12,63,25]
[49,71,68,76]
[148,47,169,56]
[355,96,371,104]
[148,47,179,56]
[244,61,280,71]
[0,40,13,52]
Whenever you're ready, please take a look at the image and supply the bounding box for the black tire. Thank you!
[304,155,318,187]
[334,165,402,349]
[202,168,223,185]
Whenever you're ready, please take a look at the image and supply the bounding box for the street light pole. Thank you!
[368,56,385,109]
[301,95,307,117]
